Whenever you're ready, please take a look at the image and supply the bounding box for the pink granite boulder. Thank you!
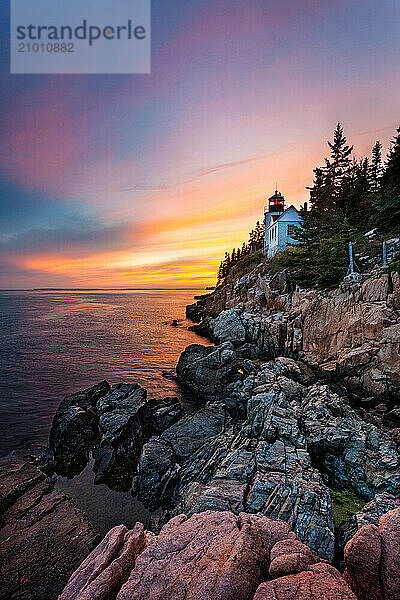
[268,538,319,579]
[116,511,292,600]
[253,562,358,600]
[379,506,400,600]
[343,523,382,600]
[59,523,146,600]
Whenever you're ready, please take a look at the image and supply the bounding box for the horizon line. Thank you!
[0,287,212,292]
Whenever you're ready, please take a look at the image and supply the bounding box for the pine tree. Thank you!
[376,126,400,232]
[288,124,357,287]
[325,123,354,196]
[340,157,372,229]
[370,141,383,192]
[217,261,224,285]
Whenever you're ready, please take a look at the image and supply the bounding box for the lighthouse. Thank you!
[263,189,303,257]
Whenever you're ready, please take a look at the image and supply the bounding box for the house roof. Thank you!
[267,205,300,229]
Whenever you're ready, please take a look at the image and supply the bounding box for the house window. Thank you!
[287,224,296,237]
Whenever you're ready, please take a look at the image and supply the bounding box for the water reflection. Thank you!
[0,289,210,457]
[56,459,159,537]
[0,289,210,533]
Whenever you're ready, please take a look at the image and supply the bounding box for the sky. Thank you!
[0,0,399,289]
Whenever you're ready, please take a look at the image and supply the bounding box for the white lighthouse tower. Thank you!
[263,189,303,257]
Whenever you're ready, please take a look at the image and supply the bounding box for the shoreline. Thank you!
[2,268,400,599]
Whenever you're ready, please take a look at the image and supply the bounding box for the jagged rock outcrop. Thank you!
[40,380,110,477]
[300,384,400,498]
[149,350,400,560]
[0,453,99,600]
[40,381,182,489]
[138,358,338,561]
[58,510,376,600]
[176,342,258,399]
[135,402,230,509]
[185,300,206,322]
[191,267,400,400]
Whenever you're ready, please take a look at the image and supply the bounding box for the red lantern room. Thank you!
[268,189,285,213]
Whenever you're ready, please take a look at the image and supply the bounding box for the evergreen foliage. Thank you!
[278,122,400,288]
[216,123,400,288]
[217,220,264,284]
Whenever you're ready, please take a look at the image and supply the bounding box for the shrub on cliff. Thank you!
[330,489,365,529]
[233,250,265,279]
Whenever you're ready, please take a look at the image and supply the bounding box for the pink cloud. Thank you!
[0,80,92,194]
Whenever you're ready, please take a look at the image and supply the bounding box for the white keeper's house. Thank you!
[264,189,303,258]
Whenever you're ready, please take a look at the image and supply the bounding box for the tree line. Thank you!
[283,122,400,287]
[217,220,264,284]
[217,122,400,288]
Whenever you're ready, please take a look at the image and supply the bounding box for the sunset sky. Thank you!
[1,0,399,289]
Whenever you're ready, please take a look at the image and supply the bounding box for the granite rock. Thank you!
[344,524,383,600]
[59,510,372,600]
[59,523,147,600]
[116,511,291,600]
[253,562,358,600]
[0,454,98,600]
[41,382,181,490]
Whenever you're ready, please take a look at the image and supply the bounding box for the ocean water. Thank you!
[0,289,209,533]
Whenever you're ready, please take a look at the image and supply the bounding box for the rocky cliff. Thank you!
[188,264,400,401]
[4,263,400,600]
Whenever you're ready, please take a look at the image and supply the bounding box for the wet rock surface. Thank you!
[40,382,182,490]
[0,453,99,600]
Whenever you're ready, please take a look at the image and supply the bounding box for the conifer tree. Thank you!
[376,126,400,232]
[217,261,224,285]
[326,123,354,196]
[370,141,383,192]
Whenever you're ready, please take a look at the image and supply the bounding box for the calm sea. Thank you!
[0,289,208,533]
